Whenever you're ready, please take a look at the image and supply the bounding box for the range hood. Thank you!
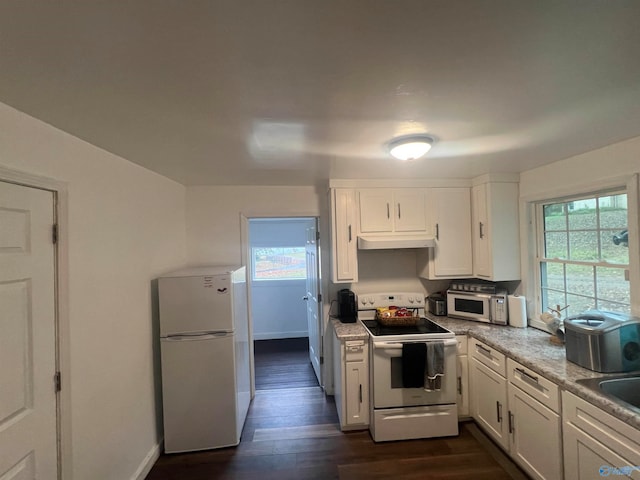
[357,235,436,250]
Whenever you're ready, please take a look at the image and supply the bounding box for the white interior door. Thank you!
[0,181,58,479]
[305,222,322,384]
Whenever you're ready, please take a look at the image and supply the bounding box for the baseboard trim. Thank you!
[132,440,162,480]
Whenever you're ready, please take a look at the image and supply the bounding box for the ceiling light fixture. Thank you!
[388,135,434,161]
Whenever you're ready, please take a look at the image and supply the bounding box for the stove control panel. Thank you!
[358,292,424,310]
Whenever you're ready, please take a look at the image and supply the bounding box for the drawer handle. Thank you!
[476,344,493,357]
[516,367,540,386]
[496,401,502,423]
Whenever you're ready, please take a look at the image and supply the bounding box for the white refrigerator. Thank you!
[158,266,251,453]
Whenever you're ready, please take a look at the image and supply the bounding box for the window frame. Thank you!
[523,173,640,332]
[534,189,630,319]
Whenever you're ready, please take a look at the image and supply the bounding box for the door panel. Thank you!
[0,181,57,479]
[305,223,322,384]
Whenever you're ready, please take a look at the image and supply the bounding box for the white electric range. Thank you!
[358,292,459,442]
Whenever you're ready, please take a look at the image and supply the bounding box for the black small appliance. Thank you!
[337,289,357,323]
[428,293,447,316]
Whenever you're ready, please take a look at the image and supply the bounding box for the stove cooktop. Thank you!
[361,318,454,338]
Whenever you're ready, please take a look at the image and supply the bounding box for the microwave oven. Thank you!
[446,289,508,325]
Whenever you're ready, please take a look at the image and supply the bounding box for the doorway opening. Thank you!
[247,217,321,391]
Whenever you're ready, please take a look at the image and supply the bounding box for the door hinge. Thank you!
[318,293,323,302]
[54,372,61,392]
[316,230,320,241]
[320,356,324,365]
[52,224,59,244]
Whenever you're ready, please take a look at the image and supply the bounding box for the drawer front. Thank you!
[563,391,640,465]
[470,338,506,376]
[507,358,560,413]
[455,335,468,355]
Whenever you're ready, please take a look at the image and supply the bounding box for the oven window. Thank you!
[390,358,404,389]
[455,298,485,315]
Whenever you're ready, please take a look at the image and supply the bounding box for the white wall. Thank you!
[0,103,187,480]
[186,185,324,265]
[519,136,640,198]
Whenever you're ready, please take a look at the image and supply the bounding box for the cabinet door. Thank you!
[509,385,563,480]
[358,189,393,233]
[472,184,491,277]
[456,354,469,417]
[563,423,640,480]
[331,189,358,283]
[394,189,427,232]
[431,188,473,277]
[345,361,368,425]
[470,358,508,450]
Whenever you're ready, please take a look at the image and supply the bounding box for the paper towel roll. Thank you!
[508,295,528,328]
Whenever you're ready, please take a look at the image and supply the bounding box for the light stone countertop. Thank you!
[331,315,640,430]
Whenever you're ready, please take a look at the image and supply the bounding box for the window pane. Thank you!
[568,231,598,261]
[565,264,594,297]
[596,267,630,305]
[543,203,566,230]
[599,194,627,229]
[541,288,565,316]
[565,294,596,317]
[253,247,306,280]
[541,262,564,291]
[568,198,597,230]
[600,230,630,264]
[596,300,630,315]
[544,232,567,258]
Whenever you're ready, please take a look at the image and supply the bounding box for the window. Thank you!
[252,247,307,280]
[537,191,630,317]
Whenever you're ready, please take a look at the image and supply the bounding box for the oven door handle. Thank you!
[372,339,458,349]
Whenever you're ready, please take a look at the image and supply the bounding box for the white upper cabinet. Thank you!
[331,188,358,283]
[472,181,520,281]
[418,187,473,278]
[358,189,427,234]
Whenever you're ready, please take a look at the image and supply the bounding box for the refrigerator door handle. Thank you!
[163,332,229,341]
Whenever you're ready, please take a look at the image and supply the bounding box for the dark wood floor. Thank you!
[254,338,319,390]
[146,340,527,480]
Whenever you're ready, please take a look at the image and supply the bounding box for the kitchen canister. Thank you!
[508,294,528,328]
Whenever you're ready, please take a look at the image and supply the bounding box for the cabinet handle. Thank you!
[476,343,492,357]
[508,411,514,434]
[397,203,401,219]
[435,223,439,240]
[516,367,540,386]
[479,221,485,239]
[496,401,502,423]
[359,384,363,403]
[457,376,462,395]
[348,225,352,242]
[387,203,390,219]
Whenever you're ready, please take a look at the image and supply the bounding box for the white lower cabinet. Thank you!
[470,339,562,480]
[563,391,640,480]
[456,335,469,418]
[470,357,509,449]
[508,383,562,480]
[332,332,369,430]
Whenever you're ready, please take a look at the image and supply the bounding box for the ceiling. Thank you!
[1,1,640,186]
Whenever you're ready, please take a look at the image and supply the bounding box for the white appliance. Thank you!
[359,292,459,442]
[158,266,251,453]
[446,281,508,325]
